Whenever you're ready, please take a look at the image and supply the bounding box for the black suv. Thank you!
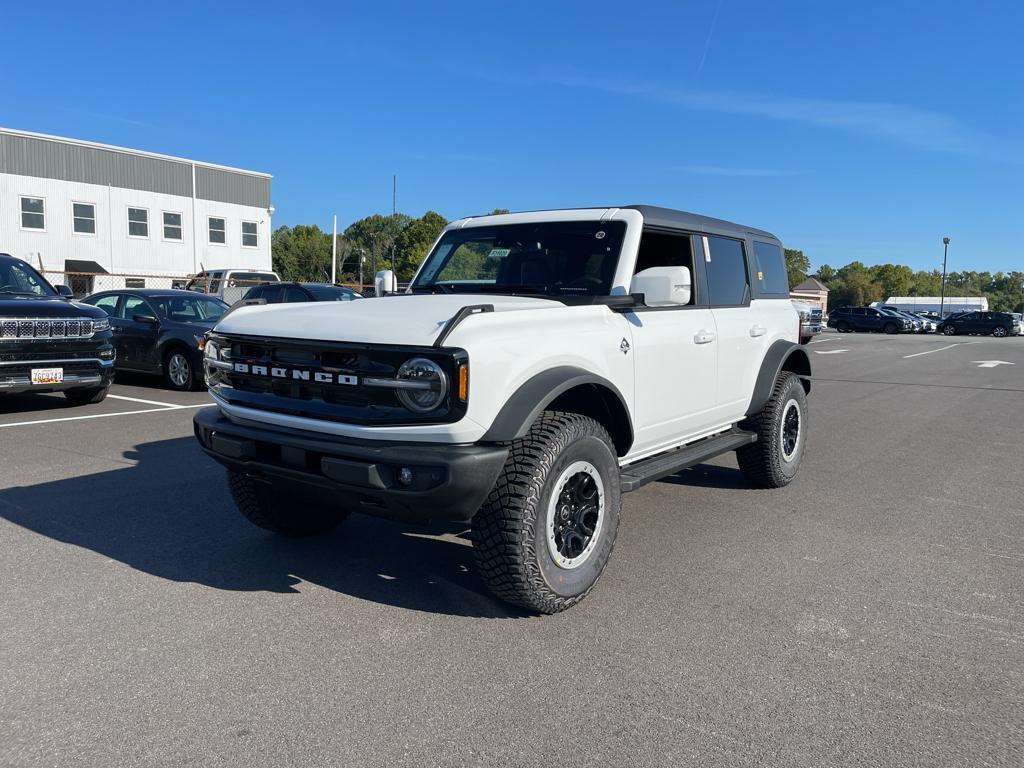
[936,311,1020,338]
[0,253,115,404]
[241,282,363,304]
[827,306,911,334]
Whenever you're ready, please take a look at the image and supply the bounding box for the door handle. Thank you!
[749,324,767,337]
[693,330,716,345]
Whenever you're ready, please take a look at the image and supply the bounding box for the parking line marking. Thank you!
[808,337,841,344]
[0,403,206,429]
[903,341,983,359]
[108,394,181,408]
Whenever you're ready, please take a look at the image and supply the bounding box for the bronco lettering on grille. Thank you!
[232,362,358,386]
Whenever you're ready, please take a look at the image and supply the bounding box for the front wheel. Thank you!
[471,412,621,614]
[884,322,899,334]
[736,372,808,489]
[164,348,196,391]
[943,325,957,336]
[836,321,850,333]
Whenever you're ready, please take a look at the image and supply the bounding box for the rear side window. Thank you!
[752,241,788,294]
[705,236,749,306]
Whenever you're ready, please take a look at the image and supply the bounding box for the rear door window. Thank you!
[751,241,788,294]
[705,236,749,306]
[283,286,309,302]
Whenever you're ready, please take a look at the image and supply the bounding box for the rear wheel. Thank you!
[993,325,1008,338]
[164,348,196,391]
[227,471,349,535]
[471,412,620,614]
[63,386,109,405]
[736,372,808,489]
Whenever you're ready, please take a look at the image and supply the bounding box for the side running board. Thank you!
[619,428,757,492]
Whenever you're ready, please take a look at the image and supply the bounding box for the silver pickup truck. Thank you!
[793,300,823,343]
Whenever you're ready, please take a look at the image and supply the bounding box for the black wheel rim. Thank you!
[781,401,800,461]
[553,472,599,559]
[547,461,605,569]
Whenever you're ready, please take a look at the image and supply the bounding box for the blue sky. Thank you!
[3,1,1022,273]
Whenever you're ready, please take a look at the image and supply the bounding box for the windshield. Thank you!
[411,220,627,297]
[151,295,228,322]
[305,285,361,301]
[0,259,57,297]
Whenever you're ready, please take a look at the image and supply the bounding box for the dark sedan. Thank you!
[937,310,1020,338]
[80,289,228,390]
[242,282,363,304]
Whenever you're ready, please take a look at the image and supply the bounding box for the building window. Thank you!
[128,207,149,238]
[163,211,183,241]
[241,221,258,248]
[73,202,96,235]
[208,217,226,244]
[20,197,45,230]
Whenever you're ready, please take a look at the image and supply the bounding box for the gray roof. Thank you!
[793,276,829,292]
[623,205,778,241]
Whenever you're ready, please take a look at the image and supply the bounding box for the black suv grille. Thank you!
[0,318,94,340]
[210,335,467,426]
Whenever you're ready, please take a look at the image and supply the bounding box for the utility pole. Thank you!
[331,215,337,284]
[940,236,950,318]
[391,175,397,273]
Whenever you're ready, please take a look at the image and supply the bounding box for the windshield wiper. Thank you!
[462,283,555,296]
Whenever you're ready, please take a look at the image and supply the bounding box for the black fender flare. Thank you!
[480,366,633,448]
[745,341,811,417]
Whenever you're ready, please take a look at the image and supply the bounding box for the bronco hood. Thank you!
[213,293,563,346]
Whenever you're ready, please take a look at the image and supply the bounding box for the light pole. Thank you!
[939,236,950,317]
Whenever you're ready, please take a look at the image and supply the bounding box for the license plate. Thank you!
[31,367,64,384]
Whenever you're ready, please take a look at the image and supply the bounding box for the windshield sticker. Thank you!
[487,248,511,259]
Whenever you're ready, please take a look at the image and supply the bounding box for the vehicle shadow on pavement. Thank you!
[0,436,525,619]
[657,463,751,490]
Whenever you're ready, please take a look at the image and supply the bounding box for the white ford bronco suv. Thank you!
[194,206,810,613]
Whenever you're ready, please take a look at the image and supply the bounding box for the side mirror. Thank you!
[629,266,692,307]
[133,313,160,325]
[374,269,397,296]
[56,284,74,298]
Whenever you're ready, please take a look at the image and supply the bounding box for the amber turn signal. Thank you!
[457,363,468,402]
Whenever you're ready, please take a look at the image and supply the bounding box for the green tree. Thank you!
[784,248,810,288]
[872,263,912,299]
[815,264,837,284]
[271,224,332,282]
[343,213,412,280]
[393,211,448,279]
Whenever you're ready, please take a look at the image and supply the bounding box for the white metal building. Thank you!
[0,127,272,291]
[879,296,988,313]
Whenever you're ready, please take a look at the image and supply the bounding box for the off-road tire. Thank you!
[227,470,349,535]
[63,386,109,405]
[736,372,808,489]
[471,411,621,614]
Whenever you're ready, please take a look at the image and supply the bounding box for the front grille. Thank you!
[210,334,466,426]
[0,317,95,341]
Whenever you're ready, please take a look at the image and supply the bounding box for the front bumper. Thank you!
[0,357,114,394]
[193,406,509,523]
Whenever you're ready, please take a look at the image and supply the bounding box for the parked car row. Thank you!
[0,251,377,400]
[824,305,1022,337]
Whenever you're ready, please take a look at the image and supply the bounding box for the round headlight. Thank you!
[396,357,448,413]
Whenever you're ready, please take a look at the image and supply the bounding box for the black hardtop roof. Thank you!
[623,205,779,242]
[462,206,779,242]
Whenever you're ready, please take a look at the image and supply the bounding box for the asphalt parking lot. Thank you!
[2,334,1022,768]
